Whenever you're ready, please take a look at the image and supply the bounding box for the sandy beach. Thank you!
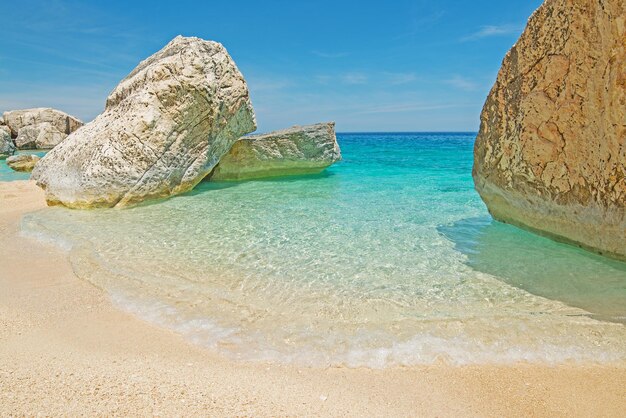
[0,180,624,416]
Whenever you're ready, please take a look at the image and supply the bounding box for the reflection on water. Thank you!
[439,217,626,323]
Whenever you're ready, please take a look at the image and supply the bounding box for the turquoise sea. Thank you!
[17,133,626,366]
[0,150,46,181]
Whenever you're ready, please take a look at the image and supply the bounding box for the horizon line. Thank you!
[336,131,478,134]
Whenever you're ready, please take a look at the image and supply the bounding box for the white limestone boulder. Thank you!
[15,122,67,149]
[210,122,341,181]
[3,108,83,149]
[32,36,256,208]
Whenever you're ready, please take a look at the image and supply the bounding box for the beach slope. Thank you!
[1,181,625,416]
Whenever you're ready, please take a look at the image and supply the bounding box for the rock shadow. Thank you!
[438,216,626,324]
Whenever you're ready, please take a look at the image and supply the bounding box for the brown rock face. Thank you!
[473,0,626,260]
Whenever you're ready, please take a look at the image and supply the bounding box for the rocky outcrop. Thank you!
[210,122,341,181]
[6,154,40,172]
[473,0,626,260]
[15,123,67,149]
[3,108,83,149]
[0,125,15,159]
[32,36,256,208]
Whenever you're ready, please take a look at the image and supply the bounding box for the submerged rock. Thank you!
[0,125,15,159]
[6,154,40,172]
[32,36,256,208]
[3,108,83,149]
[473,0,626,260]
[210,122,341,181]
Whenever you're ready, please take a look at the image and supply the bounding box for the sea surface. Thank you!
[19,133,626,367]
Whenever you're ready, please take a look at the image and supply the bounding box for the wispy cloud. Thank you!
[384,72,418,85]
[0,54,121,80]
[341,72,368,85]
[246,76,293,92]
[0,83,110,122]
[314,75,332,85]
[311,50,349,58]
[314,72,419,86]
[444,75,478,91]
[394,9,446,40]
[9,0,145,43]
[461,24,523,42]
[354,102,471,115]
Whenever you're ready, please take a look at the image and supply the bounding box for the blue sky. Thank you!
[0,0,542,132]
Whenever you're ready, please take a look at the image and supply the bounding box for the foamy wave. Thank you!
[107,289,626,368]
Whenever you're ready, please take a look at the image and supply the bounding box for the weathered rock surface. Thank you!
[0,126,15,159]
[210,122,341,181]
[6,154,40,172]
[3,108,83,149]
[473,0,626,260]
[15,122,67,149]
[32,36,256,208]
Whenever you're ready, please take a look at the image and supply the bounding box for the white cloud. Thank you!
[444,75,478,91]
[384,72,418,85]
[314,75,334,85]
[461,24,523,42]
[341,72,368,85]
[311,50,349,58]
[354,102,471,115]
[0,84,109,122]
[393,9,446,40]
[314,72,418,87]
[246,76,293,92]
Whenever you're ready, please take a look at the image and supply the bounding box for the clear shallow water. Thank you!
[21,133,626,367]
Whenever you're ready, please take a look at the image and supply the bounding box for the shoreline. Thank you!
[1,180,625,416]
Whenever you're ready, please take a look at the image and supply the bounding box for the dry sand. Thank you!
[1,180,625,417]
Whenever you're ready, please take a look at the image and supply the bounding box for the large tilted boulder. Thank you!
[473,0,626,260]
[6,154,40,172]
[210,122,341,181]
[0,125,15,159]
[3,108,83,149]
[32,36,256,208]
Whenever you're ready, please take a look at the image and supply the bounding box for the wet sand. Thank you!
[1,180,625,416]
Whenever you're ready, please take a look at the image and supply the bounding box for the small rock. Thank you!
[6,154,40,172]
